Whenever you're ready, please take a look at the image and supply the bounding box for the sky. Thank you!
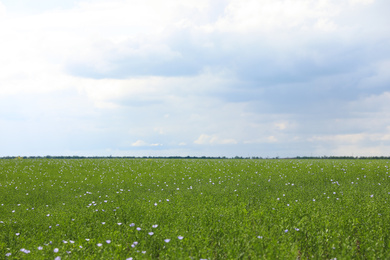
[0,0,390,158]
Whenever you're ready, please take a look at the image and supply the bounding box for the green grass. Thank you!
[0,158,389,259]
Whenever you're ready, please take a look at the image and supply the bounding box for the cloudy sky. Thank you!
[1,0,389,157]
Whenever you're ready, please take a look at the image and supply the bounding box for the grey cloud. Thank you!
[38,0,390,94]
[66,25,390,100]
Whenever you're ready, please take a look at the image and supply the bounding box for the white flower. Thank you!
[257,236,263,239]
[97,243,103,247]
[148,232,154,236]
[106,240,111,244]
[130,223,135,227]
[284,229,288,233]
[54,248,59,253]
[55,257,61,260]
[117,223,122,225]
[164,239,171,243]
[5,253,11,256]
[136,227,141,231]
[142,251,146,254]
[126,258,133,260]
[152,224,158,228]
[85,238,90,241]
[70,240,75,244]
[178,236,183,240]
[38,246,43,250]
[102,222,105,225]
[16,233,20,236]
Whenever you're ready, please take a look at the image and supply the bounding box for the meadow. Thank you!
[0,158,389,259]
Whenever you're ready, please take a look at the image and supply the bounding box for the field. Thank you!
[0,158,389,259]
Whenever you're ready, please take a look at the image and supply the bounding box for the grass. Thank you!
[0,158,389,259]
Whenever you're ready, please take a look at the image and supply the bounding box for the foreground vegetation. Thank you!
[0,159,389,259]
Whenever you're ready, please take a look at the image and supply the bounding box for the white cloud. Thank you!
[0,2,6,17]
[349,0,375,6]
[194,134,238,145]
[214,0,342,33]
[315,18,338,32]
[194,134,214,145]
[308,134,365,144]
[331,145,389,157]
[130,140,162,147]
[267,136,278,143]
[131,140,148,147]
[275,122,287,130]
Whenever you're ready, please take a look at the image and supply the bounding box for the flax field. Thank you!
[0,159,389,259]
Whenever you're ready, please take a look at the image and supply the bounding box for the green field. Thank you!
[0,159,389,259]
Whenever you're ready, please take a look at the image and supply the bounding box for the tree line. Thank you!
[1,155,390,160]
